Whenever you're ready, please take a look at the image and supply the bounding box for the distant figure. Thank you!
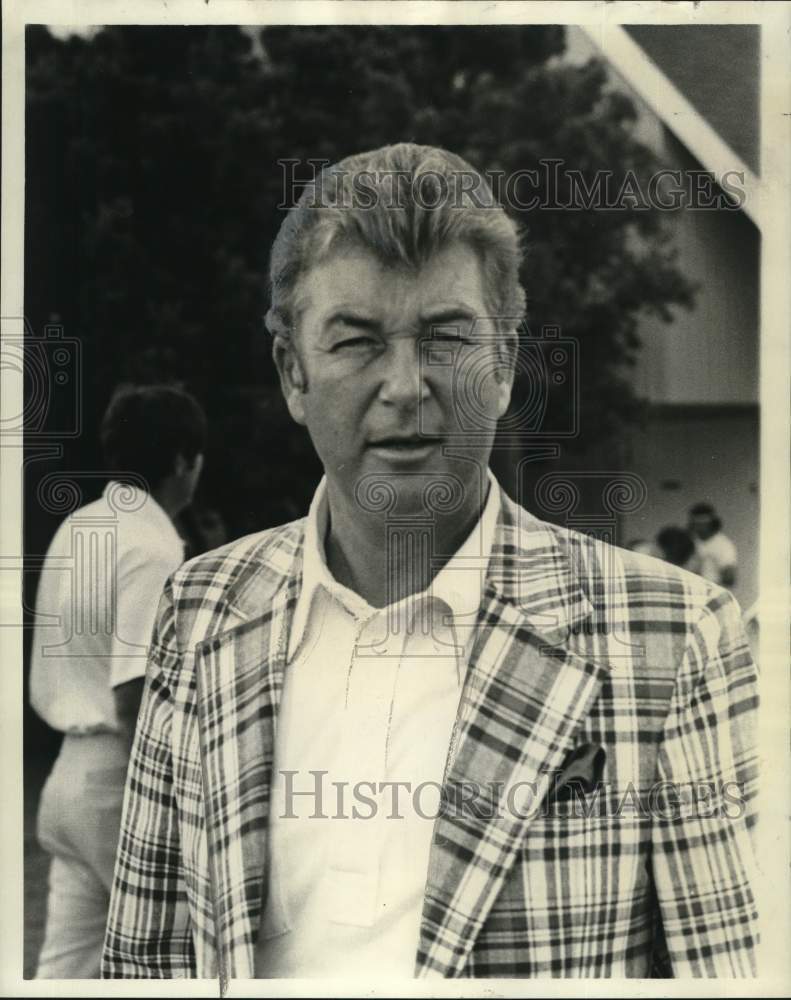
[626,538,659,558]
[656,526,702,573]
[30,384,207,978]
[688,502,738,588]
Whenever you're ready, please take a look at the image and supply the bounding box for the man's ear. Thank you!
[272,334,308,426]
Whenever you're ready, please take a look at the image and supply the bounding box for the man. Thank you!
[688,502,738,588]
[103,145,759,980]
[31,384,206,977]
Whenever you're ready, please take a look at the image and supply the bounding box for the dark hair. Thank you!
[688,502,722,532]
[100,384,207,491]
[656,526,696,567]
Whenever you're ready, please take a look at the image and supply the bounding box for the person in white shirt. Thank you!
[688,502,738,588]
[31,384,206,978]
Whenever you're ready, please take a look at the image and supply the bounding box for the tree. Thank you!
[24,24,693,544]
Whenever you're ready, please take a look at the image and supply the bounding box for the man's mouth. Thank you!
[368,435,442,451]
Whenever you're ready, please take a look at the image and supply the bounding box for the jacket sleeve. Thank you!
[101,577,196,977]
[651,588,760,976]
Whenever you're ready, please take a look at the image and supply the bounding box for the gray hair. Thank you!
[265,142,526,342]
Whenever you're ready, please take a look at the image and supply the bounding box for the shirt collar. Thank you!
[289,470,501,657]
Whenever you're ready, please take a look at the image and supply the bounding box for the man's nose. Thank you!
[377,337,428,407]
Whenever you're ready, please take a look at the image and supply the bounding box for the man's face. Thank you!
[689,513,716,540]
[274,240,514,518]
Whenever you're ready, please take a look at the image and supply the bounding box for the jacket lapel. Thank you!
[416,493,611,978]
[193,539,302,986]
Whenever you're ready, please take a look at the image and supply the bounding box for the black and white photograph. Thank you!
[1,0,789,994]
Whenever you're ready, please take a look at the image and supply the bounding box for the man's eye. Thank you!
[333,336,376,351]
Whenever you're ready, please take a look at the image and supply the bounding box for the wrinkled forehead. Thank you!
[292,236,489,323]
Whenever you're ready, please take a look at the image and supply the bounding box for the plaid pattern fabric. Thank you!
[102,489,759,982]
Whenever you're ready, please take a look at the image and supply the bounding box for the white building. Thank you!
[572,24,760,608]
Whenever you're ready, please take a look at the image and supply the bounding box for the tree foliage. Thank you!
[25,24,693,540]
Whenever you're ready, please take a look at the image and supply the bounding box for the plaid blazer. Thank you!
[102,488,759,983]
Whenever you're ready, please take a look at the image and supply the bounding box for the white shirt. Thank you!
[256,473,501,979]
[29,481,184,733]
[695,531,737,584]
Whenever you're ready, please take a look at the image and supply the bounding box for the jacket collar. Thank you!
[486,486,594,641]
[223,521,304,623]
[222,481,593,641]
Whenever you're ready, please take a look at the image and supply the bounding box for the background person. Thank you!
[688,502,738,588]
[30,384,206,978]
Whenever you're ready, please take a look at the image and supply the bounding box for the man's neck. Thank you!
[323,483,489,609]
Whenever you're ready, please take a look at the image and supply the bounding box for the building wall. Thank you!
[624,128,760,612]
[631,130,760,406]
[561,29,760,610]
[623,24,760,176]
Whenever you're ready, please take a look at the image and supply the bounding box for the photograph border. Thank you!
[2,2,788,996]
